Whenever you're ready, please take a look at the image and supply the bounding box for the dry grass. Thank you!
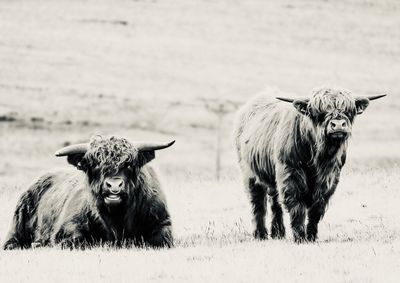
[0,0,399,282]
[1,169,399,282]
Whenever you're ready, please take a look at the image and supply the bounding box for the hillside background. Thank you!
[0,0,399,282]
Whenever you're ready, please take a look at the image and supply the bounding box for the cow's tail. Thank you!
[233,104,247,163]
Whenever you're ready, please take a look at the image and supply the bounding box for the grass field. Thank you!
[0,0,399,282]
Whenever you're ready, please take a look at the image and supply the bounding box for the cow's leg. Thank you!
[278,166,307,243]
[3,191,36,250]
[269,192,285,239]
[3,220,24,250]
[288,202,306,243]
[248,177,268,240]
[55,231,85,250]
[146,224,173,248]
[54,220,90,249]
[306,202,326,242]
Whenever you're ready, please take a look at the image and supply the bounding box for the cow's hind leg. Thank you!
[248,177,268,240]
[3,236,21,250]
[3,191,35,250]
[269,192,285,239]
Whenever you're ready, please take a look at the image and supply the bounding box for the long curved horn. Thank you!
[133,140,175,151]
[276,97,295,103]
[55,143,89,157]
[276,97,310,104]
[367,94,386,101]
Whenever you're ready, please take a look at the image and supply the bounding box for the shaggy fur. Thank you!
[235,87,373,242]
[3,136,173,249]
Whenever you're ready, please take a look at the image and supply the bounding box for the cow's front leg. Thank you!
[59,235,86,250]
[31,239,50,248]
[287,201,306,243]
[146,224,173,248]
[279,166,307,243]
[306,202,326,242]
[53,221,89,249]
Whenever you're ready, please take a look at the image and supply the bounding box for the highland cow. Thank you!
[3,136,175,249]
[235,87,385,242]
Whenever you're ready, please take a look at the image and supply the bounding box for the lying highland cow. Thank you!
[4,136,175,249]
[235,87,385,242]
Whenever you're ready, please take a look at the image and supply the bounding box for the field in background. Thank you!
[0,0,399,282]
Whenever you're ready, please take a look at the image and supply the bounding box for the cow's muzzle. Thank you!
[103,178,124,206]
[104,194,122,205]
[327,119,350,139]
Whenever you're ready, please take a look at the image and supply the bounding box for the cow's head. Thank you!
[277,87,385,146]
[55,136,174,211]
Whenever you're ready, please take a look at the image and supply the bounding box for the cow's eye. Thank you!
[316,113,326,123]
[90,166,101,176]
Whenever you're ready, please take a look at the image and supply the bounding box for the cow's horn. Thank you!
[55,143,89,157]
[367,94,386,101]
[276,97,295,103]
[134,140,175,151]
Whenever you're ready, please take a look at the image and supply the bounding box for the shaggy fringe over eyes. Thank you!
[307,87,356,114]
[306,87,354,154]
[85,136,138,175]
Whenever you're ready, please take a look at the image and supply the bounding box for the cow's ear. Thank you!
[134,140,175,167]
[55,143,89,170]
[293,100,309,115]
[67,154,86,170]
[355,98,370,115]
[138,150,155,166]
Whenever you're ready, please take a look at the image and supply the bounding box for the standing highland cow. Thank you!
[235,87,385,242]
[3,136,175,249]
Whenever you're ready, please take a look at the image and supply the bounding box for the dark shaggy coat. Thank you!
[4,136,173,249]
[235,87,380,242]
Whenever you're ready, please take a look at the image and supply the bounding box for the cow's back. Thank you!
[235,93,298,183]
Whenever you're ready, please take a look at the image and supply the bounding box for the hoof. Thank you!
[31,242,43,249]
[3,239,21,250]
[306,233,317,242]
[293,231,306,244]
[254,228,268,240]
[271,224,286,239]
[294,237,306,244]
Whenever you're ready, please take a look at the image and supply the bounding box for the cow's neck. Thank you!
[310,138,347,201]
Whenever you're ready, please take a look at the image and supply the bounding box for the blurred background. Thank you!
[0,0,398,185]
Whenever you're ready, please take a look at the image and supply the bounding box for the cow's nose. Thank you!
[329,119,348,132]
[105,178,124,194]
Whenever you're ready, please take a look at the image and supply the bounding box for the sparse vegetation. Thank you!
[0,0,399,282]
